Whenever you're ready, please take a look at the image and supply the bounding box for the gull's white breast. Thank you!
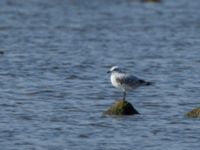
[111,73,125,91]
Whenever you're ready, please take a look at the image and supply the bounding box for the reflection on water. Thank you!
[0,0,200,149]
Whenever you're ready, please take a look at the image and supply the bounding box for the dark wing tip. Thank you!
[145,81,152,86]
[139,79,153,86]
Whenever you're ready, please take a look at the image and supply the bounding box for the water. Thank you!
[0,0,200,149]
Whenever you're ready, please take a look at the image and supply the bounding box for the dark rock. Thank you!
[186,107,200,118]
[104,100,139,115]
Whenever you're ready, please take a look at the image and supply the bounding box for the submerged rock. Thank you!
[104,100,139,115]
[186,107,200,118]
[0,50,4,55]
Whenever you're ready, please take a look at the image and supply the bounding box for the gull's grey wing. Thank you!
[124,75,143,86]
[116,74,149,87]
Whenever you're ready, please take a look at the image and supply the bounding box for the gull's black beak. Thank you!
[107,70,111,73]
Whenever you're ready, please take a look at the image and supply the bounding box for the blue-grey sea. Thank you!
[0,0,200,149]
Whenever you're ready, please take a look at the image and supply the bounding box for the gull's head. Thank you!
[107,66,121,74]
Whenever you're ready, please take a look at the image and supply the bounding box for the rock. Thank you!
[104,100,139,115]
[186,107,200,118]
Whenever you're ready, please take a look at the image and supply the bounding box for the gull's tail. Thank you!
[139,79,152,86]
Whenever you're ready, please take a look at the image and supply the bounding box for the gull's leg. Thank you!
[123,91,126,101]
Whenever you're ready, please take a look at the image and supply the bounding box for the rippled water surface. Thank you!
[0,0,200,149]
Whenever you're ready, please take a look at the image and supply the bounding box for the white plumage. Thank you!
[107,66,151,100]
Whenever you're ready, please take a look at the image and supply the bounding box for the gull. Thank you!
[107,66,151,101]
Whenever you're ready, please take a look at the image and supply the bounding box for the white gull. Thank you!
[107,66,151,101]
